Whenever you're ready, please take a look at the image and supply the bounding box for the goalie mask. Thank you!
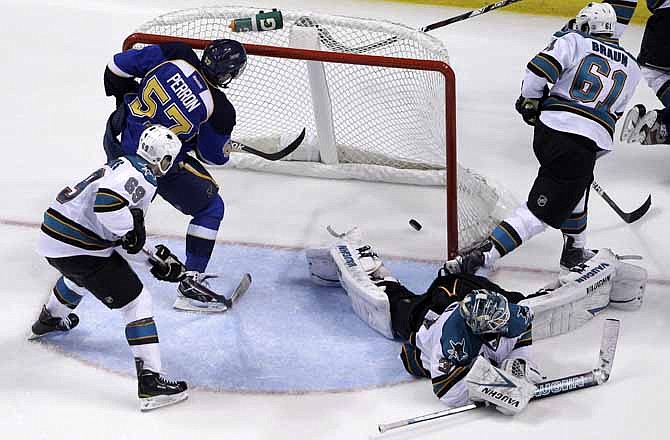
[460,290,510,335]
[137,125,182,176]
[575,2,616,36]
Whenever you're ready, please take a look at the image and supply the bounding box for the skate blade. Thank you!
[139,390,188,411]
[173,296,229,313]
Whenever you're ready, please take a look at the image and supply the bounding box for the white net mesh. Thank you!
[131,6,517,251]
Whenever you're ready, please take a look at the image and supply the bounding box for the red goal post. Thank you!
[122,32,461,258]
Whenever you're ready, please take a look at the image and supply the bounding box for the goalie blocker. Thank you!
[307,227,647,342]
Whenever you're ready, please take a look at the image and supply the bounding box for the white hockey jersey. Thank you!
[522,30,641,150]
[37,156,157,258]
[399,302,533,408]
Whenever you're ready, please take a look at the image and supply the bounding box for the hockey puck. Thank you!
[409,219,422,231]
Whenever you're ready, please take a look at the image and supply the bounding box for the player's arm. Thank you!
[93,159,157,253]
[194,92,237,165]
[603,0,638,39]
[104,42,199,101]
[516,33,578,125]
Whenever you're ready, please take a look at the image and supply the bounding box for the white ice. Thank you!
[1,1,668,439]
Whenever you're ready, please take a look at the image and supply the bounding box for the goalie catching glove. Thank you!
[147,244,187,282]
[466,356,537,416]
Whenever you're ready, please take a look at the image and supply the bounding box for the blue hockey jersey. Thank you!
[106,43,236,165]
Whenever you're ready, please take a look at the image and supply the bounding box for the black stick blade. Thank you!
[623,194,651,223]
[241,128,306,161]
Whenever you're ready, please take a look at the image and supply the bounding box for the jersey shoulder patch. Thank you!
[440,311,481,367]
[505,303,533,338]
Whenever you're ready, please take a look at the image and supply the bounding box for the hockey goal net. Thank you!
[125,6,515,256]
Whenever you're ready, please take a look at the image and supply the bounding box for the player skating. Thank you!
[306,226,646,413]
[446,3,641,276]
[32,125,191,411]
[621,1,670,145]
[103,38,247,311]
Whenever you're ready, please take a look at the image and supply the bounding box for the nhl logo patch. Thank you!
[537,195,548,207]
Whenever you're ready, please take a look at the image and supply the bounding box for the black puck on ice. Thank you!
[409,219,422,231]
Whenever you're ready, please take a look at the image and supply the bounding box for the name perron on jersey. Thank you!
[38,156,157,258]
[523,30,642,150]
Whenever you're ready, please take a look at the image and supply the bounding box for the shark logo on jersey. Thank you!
[447,338,468,362]
[517,306,532,325]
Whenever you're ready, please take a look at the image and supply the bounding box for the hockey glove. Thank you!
[149,244,187,282]
[121,208,146,254]
[515,95,541,126]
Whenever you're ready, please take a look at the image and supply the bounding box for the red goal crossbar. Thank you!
[123,32,459,258]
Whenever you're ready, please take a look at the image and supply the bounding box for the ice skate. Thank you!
[135,358,188,411]
[560,236,596,271]
[29,305,79,340]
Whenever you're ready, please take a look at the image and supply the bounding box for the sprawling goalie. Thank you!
[306,227,646,415]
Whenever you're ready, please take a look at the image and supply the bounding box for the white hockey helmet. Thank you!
[137,125,182,175]
[575,2,616,36]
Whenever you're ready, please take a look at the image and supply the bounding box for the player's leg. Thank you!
[55,252,187,410]
[448,121,597,274]
[559,190,597,269]
[157,156,224,302]
[30,269,87,339]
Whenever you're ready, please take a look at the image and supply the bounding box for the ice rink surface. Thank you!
[1,1,668,439]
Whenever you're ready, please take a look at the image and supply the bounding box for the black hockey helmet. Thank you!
[201,39,247,88]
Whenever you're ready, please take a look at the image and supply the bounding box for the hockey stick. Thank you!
[141,246,252,309]
[378,318,620,434]
[592,181,651,224]
[296,1,522,53]
[422,0,522,32]
[226,128,306,161]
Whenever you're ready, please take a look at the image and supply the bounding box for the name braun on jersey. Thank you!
[166,73,201,112]
[591,41,629,66]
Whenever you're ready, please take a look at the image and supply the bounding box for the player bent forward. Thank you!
[32,125,191,411]
[307,228,646,414]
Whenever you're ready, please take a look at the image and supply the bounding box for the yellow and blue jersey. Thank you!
[107,43,236,166]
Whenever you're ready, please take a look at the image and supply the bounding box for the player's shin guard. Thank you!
[47,276,85,318]
[185,194,224,273]
[121,289,161,373]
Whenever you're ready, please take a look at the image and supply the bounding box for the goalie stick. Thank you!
[377,318,621,434]
[225,128,306,161]
[592,181,651,224]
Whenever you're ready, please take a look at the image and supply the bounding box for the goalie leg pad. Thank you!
[306,247,341,287]
[609,261,647,310]
[521,249,616,340]
[465,356,536,416]
[330,242,394,339]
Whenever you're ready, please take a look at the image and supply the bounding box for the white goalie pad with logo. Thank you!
[520,248,646,340]
[330,241,394,339]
